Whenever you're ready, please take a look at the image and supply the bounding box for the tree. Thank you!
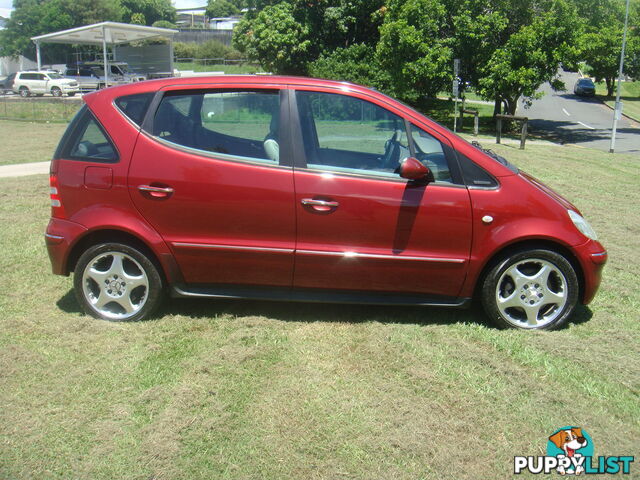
[582,27,639,96]
[233,2,311,74]
[232,0,384,75]
[477,0,581,115]
[308,44,390,90]
[120,0,176,25]
[376,0,453,101]
[206,0,239,18]
[131,12,146,25]
[0,0,122,58]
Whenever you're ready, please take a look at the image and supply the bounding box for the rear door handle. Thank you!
[301,198,339,212]
[138,184,174,198]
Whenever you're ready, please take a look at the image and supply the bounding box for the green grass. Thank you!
[596,80,640,123]
[0,131,639,479]
[175,61,263,74]
[0,97,81,123]
[0,120,68,165]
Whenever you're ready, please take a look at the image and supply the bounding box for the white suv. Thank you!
[12,71,80,97]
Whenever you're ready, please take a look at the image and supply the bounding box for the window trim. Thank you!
[142,87,291,168]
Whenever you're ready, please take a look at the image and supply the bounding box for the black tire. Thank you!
[67,92,76,97]
[73,243,164,322]
[19,86,30,97]
[51,87,62,97]
[481,249,579,330]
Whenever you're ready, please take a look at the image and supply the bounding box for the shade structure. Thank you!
[31,22,178,83]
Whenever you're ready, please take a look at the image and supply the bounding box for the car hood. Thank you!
[519,171,580,214]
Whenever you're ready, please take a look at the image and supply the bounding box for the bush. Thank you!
[174,41,199,60]
[152,20,177,29]
[308,44,390,91]
[196,40,230,62]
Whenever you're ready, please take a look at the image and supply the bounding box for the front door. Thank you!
[128,87,296,287]
[292,90,472,298]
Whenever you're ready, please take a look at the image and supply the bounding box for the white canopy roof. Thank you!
[31,21,177,46]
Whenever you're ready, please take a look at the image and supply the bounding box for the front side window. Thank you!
[409,124,452,183]
[296,91,410,178]
[152,90,281,163]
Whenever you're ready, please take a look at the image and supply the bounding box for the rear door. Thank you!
[291,89,473,299]
[128,85,296,287]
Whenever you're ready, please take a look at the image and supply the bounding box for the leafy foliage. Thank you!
[233,2,312,74]
[308,44,390,90]
[0,0,176,58]
[206,0,240,18]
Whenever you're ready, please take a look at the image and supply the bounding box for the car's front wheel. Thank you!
[74,243,163,321]
[51,87,62,97]
[481,249,579,330]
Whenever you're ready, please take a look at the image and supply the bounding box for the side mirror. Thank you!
[399,156,431,181]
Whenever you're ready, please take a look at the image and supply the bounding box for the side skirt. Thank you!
[171,284,472,308]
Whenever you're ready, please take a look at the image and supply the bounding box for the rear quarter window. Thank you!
[55,105,119,163]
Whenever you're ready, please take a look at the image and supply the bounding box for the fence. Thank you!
[174,57,252,66]
[495,114,529,149]
[0,96,81,123]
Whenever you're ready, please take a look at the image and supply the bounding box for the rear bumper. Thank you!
[572,239,607,304]
[45,218,87,275]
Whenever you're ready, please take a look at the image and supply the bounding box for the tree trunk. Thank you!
[504,97,518,116]
[606,77,615,97]
[493,97,502,117]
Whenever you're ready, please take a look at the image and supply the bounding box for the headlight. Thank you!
[568,210,597,240]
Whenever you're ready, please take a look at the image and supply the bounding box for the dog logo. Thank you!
[515,426,634,475]
[548,427,591,475]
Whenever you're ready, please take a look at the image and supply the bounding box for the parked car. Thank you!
[0,73,16,94]
[64,66,106,91]
[12,71,79,97]
[45,76,607,330]
[81,61,147,83]
[574,78,596,96]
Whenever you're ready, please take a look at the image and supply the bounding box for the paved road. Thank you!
[0,161,49,178]
[520,71,640,154]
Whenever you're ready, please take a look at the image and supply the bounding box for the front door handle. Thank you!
[138,184,174,198]
[301,198,339,212]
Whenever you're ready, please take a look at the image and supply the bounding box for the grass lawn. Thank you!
[0,120,68,165]
[175,62,263,75]
[0,131,639,478]
[0,97,81,123]
[596,80,640,123]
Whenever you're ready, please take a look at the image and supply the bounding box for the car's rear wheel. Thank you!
[74,243,163,322]
[51,87,62,97]
[19,86,30,97]
[481,249,579,330]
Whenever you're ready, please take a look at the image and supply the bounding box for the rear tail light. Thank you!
[49,175,66,219]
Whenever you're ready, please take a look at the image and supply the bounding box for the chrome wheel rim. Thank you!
[496,258,568,329]
[82,251,149,320]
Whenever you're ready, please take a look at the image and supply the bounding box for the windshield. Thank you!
[114,64,130,74]
[578,79,594,86]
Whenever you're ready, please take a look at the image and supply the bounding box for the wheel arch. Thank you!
[472,239,585,303]
[65,228,177,285]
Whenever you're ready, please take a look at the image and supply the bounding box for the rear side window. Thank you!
[115,92,154,126]
[151,89,281,163]
[55,105,118,162]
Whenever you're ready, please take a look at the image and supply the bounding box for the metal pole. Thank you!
[36,41,41,71]
[102,26,109,87]
[453,96,458,132]
[169,37,174,76]
[609,0,630,153]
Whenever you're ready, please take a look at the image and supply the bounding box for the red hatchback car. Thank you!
[45,75,607,329]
